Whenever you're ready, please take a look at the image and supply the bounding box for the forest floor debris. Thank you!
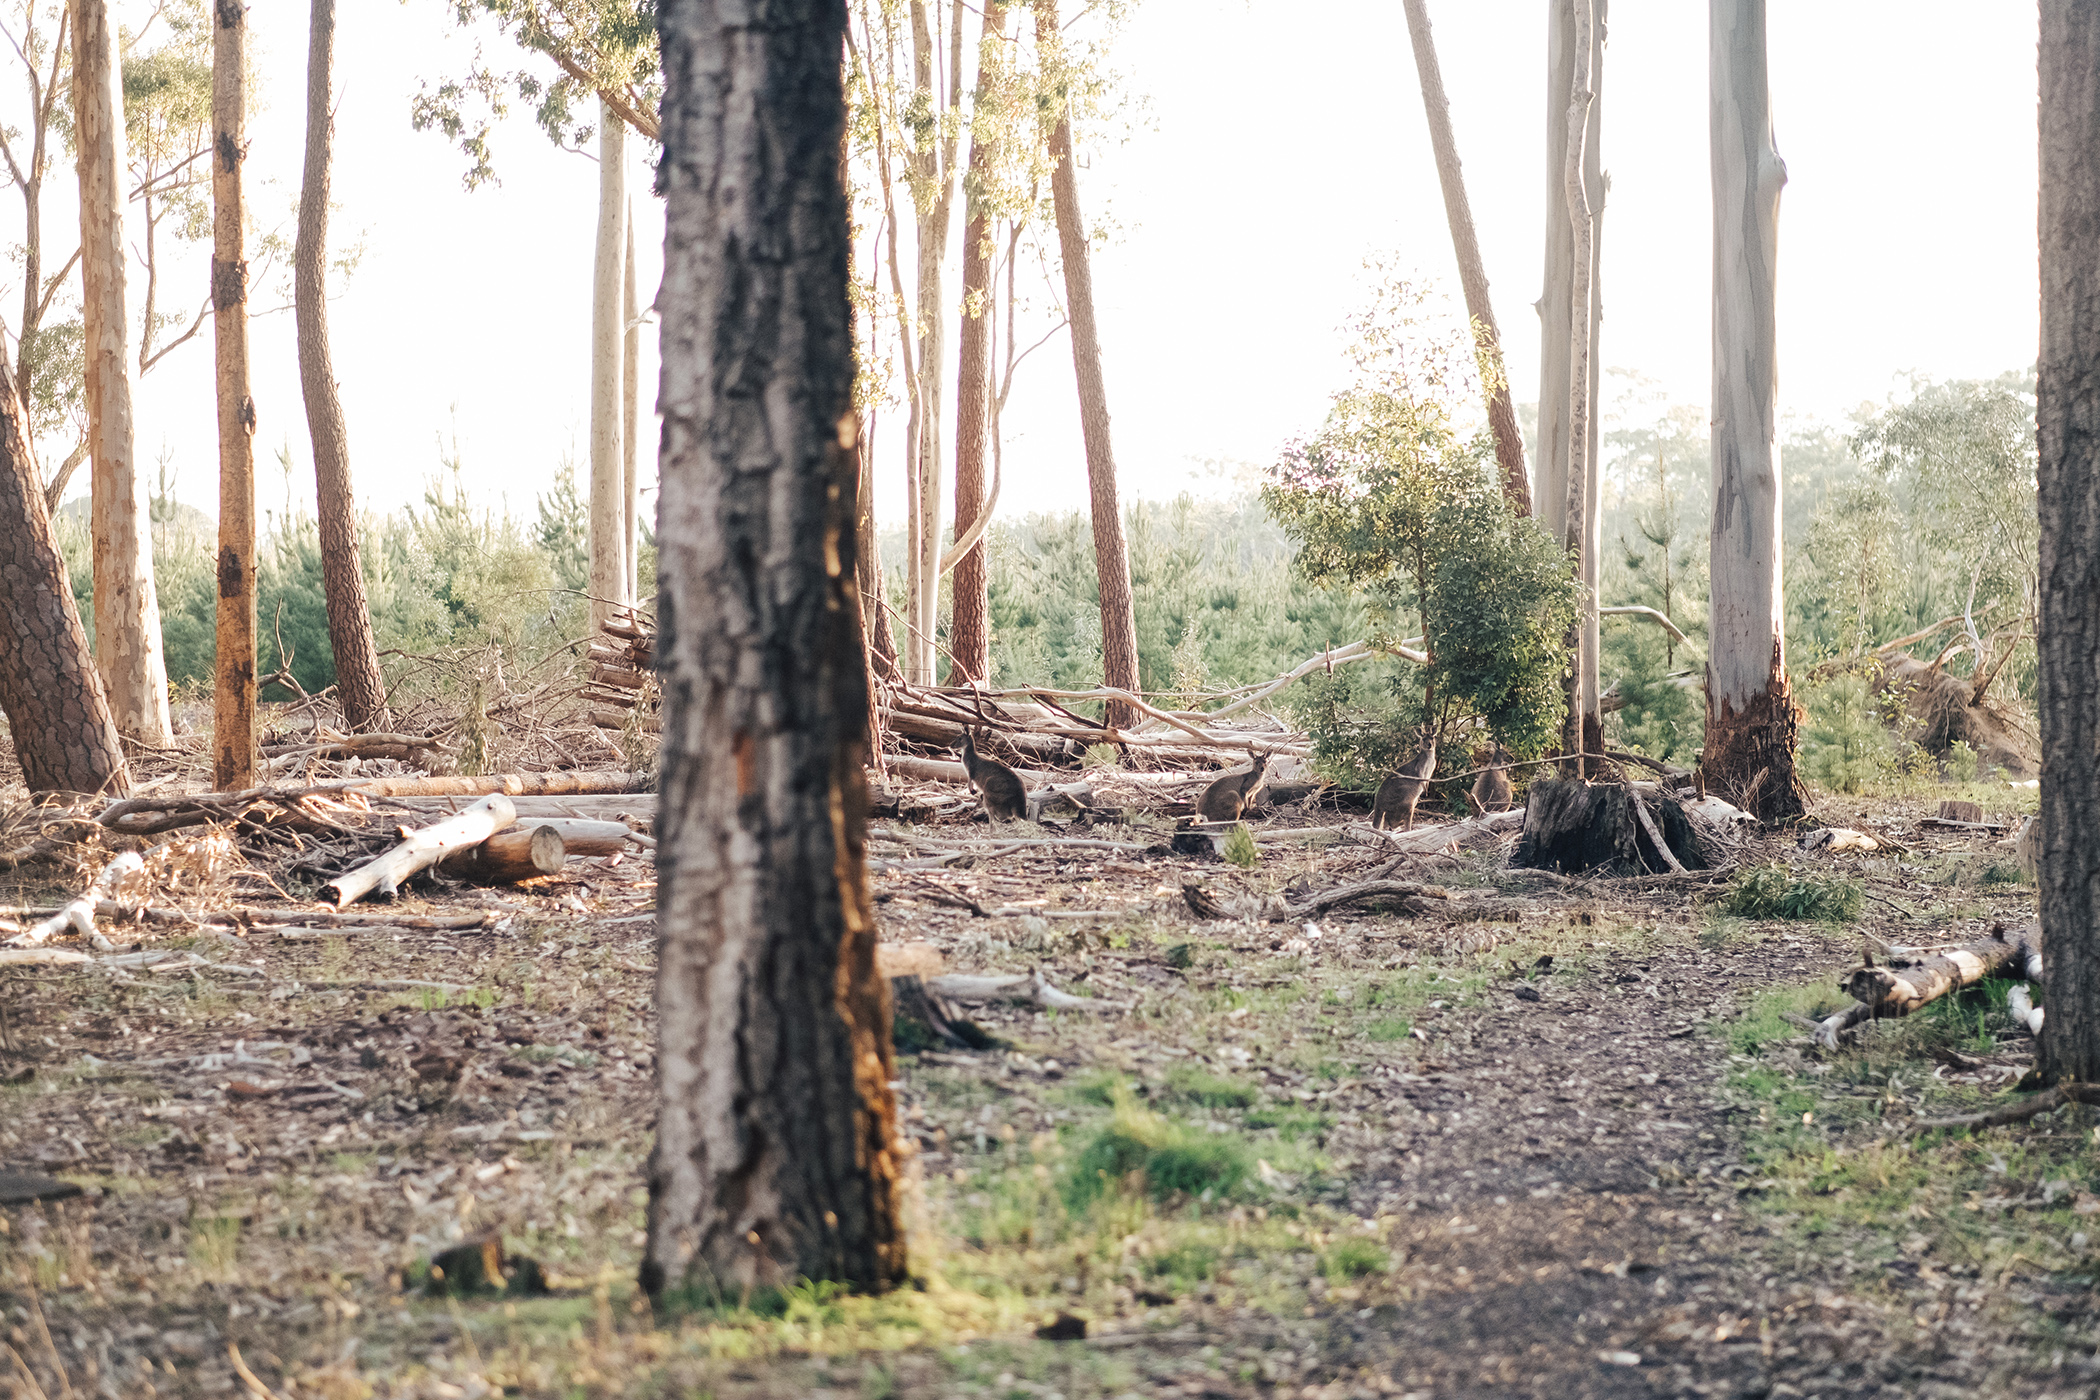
[3,729,2086,1398]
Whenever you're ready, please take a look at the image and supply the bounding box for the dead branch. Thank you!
[1812,921,2040,1050]
[324,795,517,907]
[1912,1081,2100,1132]
[3,853,143,948]
[1279,879,1452,921]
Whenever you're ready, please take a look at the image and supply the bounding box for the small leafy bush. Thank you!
[1722,864,1864,922]
[1222,823,1260,868]
[1066,1091,1250,1208]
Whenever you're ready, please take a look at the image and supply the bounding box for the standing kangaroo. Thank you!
[1196,749,1270,823]
[1468,745,1514,814]
[1371,730,1438,831]
[961,728,1029,821]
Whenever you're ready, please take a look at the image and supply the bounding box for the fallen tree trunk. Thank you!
[927,969,1131,1011]
[341,771,651,798]
[3,852,143,948]
[1278,879,1452,920]
[1811,921,2041,1049]
[512,816,647,854]
[437,825,566,882]
[324,794,516,907]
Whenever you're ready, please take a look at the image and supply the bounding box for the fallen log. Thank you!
[879,754,1056,786]
[498,817,646,856]
[0,947,94,967]
[928,969,1131,1012]
[1913,1081,2100,1132]
[437,825,567,883]
[3,852,144,948]
[1278,879,1452,921]
[1810,921,2041,1049]
[324,795,517,907]
[339,771,650,799]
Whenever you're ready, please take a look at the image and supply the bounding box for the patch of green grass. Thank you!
[1243,1106,1330,1141]
[1728,983,1843,1054]
[1320,1237,1389,1281]
[1722,864,1865,922]
[1066,1091,1251,1208]
[1163,1064,1258,1109]
[189,1214,242,1280]
[1222,823,1260,869]
[1364,1016,1413,1042]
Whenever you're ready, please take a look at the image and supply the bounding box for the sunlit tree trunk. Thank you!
[1036,0,1141,731]
[2035,0,2100,1084]
[211,0,256,790]
[590,97,630,632]
[1402,0,1528,518]
[947,0,1008,686]
[1704,0,1803,821]
[644,0,905,1299]
[0,364,127,796]
[1535,0,1604,546]
[624,201,642,605]
[297,0,388,733]
[75,0,172,745]
[1560,0,1601,771]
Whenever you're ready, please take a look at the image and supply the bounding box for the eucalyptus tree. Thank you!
[2035,0,2100,1086]
[297,0,388,731]
[75,0,172,744]
[212,0,256,789]
[1705,0,1802,821]
[646,0,905,1299]
[1557,0,1602,770]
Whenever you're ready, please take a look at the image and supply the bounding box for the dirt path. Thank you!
[4,799,2090,1399]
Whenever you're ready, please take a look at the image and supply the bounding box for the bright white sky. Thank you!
[53,2,2040,534]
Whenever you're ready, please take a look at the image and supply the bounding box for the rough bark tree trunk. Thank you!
[1036,0,1142,732]
[296,0,389,734]
[0,367,128,796]
[624,201,642,606]
[590,96,630,632]
[1401,0,1529,518]
[1704,0,1803,823]
[1560,0,1602,773]
[1535,0,1604,549]
[211,0,257,791]
[645,0,906,1299]
[947,0,1008,686]
[75,0,173,746]
[2037,0,2100,1085]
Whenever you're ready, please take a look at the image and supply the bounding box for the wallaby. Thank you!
[2016,813,2040,885]
[961,728,1029,821]
[1468,744,1513,814]
[1196,749,1270,823]
[1370,730,1438,831]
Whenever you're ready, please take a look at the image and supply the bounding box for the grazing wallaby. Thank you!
[1370,730,1438,831]
[961,728,1029,821]
[1468,745,1514,814]
[1196,749,1270,823]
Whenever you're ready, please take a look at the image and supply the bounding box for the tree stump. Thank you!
[1512,779,1725,876]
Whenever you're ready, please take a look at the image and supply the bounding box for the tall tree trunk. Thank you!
[1704,0,1802,822]
[902,0,963,686]
[296,0,388,734]
[211,0,257,791]
[0,365,127,796]
[1535,0,1604,548]
[590,97,630,632]
[1036,0,1141,732]
[624,200,642,606]
[1401,0,1529,519]
[2036,0,2100,1085]
[74,0,172,746]
[947,0,1007,686]
[1560,0,1600,772]
[644,0,905,1300]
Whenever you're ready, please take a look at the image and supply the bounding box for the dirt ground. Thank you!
[2,759,2090,1400]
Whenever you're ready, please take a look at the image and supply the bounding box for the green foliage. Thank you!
[534,458,592,593]
[1320,1237,1389,1282]
[1798,674,1904,794]
[1065,1091,1250,1208]
[1721,865,1865,923]
[1162,1066,1258,1110]
[1221,823,1259,869]
[1263,274,1576,773]
[1604,622,1701,761]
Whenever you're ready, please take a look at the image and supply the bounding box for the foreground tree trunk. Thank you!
[75,0,173,745]
[296,0,388,733]
[1401,0,1528,518]
[1036,0,1141,731]
[1535,0,1604,547]
[0,369,128,796]
[644,0,905,1299]
[2037,1,2100,1085]
[624,203,642,605]
[590,97,630,632]
[211,0,257,790]
[1704,0,1802,822]
[947,0,1008,686]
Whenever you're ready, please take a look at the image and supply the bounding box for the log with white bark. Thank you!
[436,824,566,882]
[3,852,144,948]
[1810,922,2041,1049]
[324,794,516,907]
[928,969,1130,1012]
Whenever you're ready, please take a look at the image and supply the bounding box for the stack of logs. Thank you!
[586,617,659,735]
[326,793,649,907]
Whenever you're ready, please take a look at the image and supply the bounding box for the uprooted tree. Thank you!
[644,0,905,1298]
